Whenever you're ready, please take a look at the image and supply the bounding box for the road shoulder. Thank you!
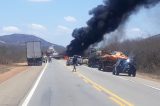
[0,64,45,106]
[0,63,28,84]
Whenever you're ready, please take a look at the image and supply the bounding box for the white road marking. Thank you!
[60,60,160,92]
[143,84,160,91]
[118,77,128,81]
[118,76,160,91]
[118,77,136,83]
[21,63,48,106]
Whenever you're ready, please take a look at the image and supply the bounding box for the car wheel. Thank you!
[132,72,136,77]
[112,71,115,75]
[67,64,69,66]
[128,72,131,76]
[112,68,115,75]
[116,71,119,75]
[98,66,101,71]
[115,68,119,75]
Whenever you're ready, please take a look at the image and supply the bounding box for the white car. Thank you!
[77,56,83,65]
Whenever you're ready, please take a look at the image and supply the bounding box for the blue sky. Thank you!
[0,0,160,46]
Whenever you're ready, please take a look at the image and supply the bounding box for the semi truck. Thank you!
[26,41,42,66]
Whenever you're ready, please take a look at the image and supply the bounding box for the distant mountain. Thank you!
[146,34,160,40]
[0,34,66,53]
[0,40,6,45]
[0,34,52,46]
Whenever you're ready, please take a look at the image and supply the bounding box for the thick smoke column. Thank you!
[66,0,160,56]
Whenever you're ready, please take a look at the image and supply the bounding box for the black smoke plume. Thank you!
[66,0,160,56]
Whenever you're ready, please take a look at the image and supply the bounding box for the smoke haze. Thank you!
[66,0,160,56]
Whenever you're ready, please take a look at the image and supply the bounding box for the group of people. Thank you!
[43,55,52,63]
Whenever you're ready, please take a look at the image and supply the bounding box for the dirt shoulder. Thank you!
[0,63,28,84]
[137,71,160,83]
[0,63,45,106]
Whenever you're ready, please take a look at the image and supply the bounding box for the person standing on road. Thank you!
[72,55,77,72]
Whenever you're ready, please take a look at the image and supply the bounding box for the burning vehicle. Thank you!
[112,58,136,77]
[88,48,102,68]
[101,51,128,61]
[98,51,128,71]
[88,48,128,71]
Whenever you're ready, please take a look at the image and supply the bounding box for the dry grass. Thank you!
[0,45,26,65]
[104,36,160,75]
[0,63,28,84]
[137,71,160,82]
[0,65,13,74]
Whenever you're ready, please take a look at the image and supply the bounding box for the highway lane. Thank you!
[75,65,160,106]
[25,60,117,106]
[23,59,160,106]
[59,60,160,106]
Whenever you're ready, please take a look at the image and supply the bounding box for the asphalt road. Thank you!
[23,59,160,106]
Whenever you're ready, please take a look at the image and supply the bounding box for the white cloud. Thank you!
[130,28,141,32]
[27,24,48,39]
[29,23,47,31]
[28,0,51,2]
[64,16,77,23]
[126,28,143,34]
[56,25,72,34]
[2,26,21,33]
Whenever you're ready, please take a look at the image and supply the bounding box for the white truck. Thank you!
[26,41,42,66]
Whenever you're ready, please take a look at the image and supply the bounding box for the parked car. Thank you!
[77,56,83,65]
[82,57,89,65]
[112,58,136,77]
[66,57,73,66]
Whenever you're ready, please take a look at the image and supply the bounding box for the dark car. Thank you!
[112,58,136,77]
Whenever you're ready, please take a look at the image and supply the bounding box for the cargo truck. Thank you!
[26,41,42,66]
[88,48,128,71]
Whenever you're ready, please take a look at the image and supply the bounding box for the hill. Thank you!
[0,34,66,53]
[146,34,160,40]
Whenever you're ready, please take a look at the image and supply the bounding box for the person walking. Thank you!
[72,55,77,72]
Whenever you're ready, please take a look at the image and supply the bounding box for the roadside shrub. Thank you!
[105,36,160,74]
[0,45,26,64]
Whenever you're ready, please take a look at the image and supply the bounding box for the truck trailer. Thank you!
[26,41,42,66]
